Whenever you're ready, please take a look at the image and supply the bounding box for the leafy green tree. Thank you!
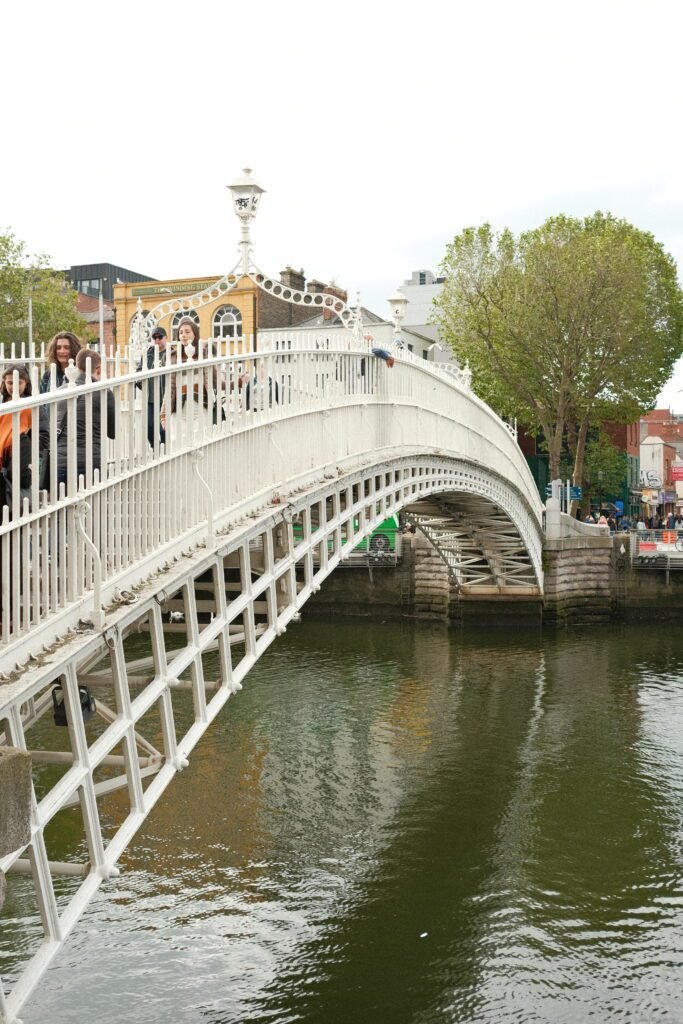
[433,213,683,488]
[559,433,627,513]
[0,230,90,351]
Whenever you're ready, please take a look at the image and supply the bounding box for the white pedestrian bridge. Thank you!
[0,332,544,1022]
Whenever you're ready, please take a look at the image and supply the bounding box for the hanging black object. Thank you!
[52,684,96,727]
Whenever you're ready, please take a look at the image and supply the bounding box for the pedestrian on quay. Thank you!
[666,510,676,529]
[620,515,632,531]
[676,512,683,530]
[40,331,82,392]
[584,511,595,524]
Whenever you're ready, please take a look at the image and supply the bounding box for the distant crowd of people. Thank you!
[582,510,683,533]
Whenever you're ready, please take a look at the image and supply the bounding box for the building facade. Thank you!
[114,267,352,349]
[640,435,678,517]
[400,269,445,343]
[604,420,641,518]
[66,263,153,303]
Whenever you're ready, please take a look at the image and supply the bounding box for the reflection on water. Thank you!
[6,620,683,1023]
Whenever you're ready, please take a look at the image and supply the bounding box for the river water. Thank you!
[5,619,683,1023]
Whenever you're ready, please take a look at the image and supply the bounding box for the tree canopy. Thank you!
[0,231,90,351]
[433,213,683,484]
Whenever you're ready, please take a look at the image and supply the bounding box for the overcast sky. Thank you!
[2,0,682,406]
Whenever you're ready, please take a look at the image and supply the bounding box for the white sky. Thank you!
[2,0,683,406]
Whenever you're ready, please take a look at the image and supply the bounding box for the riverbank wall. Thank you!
[306,511,683,627]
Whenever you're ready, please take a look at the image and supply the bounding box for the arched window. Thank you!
[212,304,242,339]
[171,309,200,341]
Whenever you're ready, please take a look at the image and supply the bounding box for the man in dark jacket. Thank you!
[55,349,116,493]
[136,327,167,448]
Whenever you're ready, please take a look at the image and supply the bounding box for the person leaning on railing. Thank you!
[0,364,33,513]
[0,365,37,626]
[52,348,116,495]
[39,331,82,392]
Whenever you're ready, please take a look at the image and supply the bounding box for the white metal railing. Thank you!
[0,335,540,676]
[631,528,683,567]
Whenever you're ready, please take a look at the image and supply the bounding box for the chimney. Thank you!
[322,283,348,321]
[280,266,306,292]
[306,279,326,294]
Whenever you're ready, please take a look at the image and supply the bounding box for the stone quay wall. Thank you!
[308,509,683,627]
[542,535,613,625]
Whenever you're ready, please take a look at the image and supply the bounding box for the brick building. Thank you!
[640,408,683,458]
[604,419,641,517]
[114,266,351,349]
[75,292,116,352]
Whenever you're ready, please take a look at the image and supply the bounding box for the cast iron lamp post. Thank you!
[387,289,408,349]
[227,168,266,275]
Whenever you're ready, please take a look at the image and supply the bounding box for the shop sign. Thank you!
[672,464,683,481]
[131,281,216,298]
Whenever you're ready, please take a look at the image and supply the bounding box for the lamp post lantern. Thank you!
[135,168,357,351]
[227,167,266,275]
[387,288,408,349]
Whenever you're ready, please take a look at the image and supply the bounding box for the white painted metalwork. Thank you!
[1,330,550,1024]
[0,332,545,1021]
[631,528,683,569]
[405,491,541,593]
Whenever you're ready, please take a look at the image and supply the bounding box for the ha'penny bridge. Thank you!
[0,172,560,1023]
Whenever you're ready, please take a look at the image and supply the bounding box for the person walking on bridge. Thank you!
[161,318,216,446]
[40,331,82,392]
[136,326,167,449]
[54,349,116,494]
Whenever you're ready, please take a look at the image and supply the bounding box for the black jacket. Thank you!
[55,375,116,477]
[135,345,167,403]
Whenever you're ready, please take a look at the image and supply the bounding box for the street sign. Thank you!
[545,485,582,499]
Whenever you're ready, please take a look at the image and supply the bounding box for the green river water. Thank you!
[3,618,683,1023]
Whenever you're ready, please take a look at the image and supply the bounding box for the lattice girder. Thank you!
[0,455,542,1022]
[405,491,540,593]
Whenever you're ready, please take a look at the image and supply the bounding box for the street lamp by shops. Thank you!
[26,270,38,349]
[387,289,408,349]
[227,168,266,275]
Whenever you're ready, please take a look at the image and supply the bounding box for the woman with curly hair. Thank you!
[40,331,82,392]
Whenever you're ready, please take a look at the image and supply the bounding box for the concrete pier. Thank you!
[0,746,32,910]
[308,500,683,627]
